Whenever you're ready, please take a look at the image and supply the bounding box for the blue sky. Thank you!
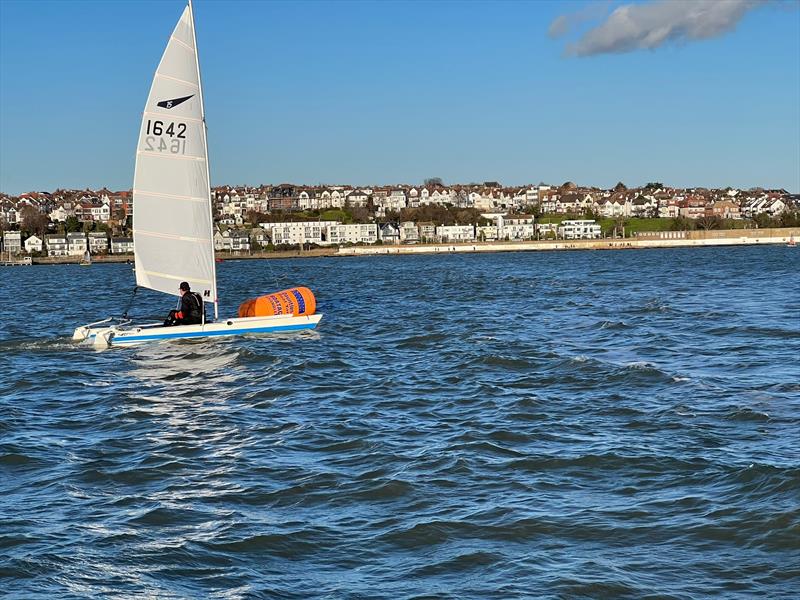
[0,0,798,194]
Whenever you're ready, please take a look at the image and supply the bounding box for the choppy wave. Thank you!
[1,245,799,598]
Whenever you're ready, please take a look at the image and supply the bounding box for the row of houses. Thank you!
[1,231,133,256]
[214,185,543,222]
[212,184,797,225]
[370,219,601,244]
[0,215,628,256]
[3,184,796,233]
[213,218,601,251]
[0,190,132,228]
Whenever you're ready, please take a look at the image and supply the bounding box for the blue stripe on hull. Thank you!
[112,322,318,344]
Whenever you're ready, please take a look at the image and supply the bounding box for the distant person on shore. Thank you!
[164,281,204,326]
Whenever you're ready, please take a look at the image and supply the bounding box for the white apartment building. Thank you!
[111,237,134,253]
[417,222,436,242]
[323,223,378,245]
[87,231,109,253]
[3,231,22,254]
[499,223,536,241]
[67,232,88,256]
[46,234,69,256]
[261,221,338,246]
[436,225,475,242]
[558,219,602,240]
[400,221,419,243]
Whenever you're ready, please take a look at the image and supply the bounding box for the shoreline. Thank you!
[336,227,798,257]
[27,247,337,265]
[12,227,798,265]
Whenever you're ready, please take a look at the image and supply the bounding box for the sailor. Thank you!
[164,281,205,326]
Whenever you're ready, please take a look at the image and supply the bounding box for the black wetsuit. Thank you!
[165,292,204,326]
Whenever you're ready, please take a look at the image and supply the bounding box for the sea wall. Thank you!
[335,228,800,257]
[31,247,337,265]
[33,255,131,265]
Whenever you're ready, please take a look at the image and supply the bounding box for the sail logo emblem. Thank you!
[157,94,194,109]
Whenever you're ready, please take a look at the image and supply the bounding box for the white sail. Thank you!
[133,2,217,311]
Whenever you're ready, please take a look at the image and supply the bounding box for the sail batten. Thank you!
[133,3,217,306]
[133,189,207,201]
[170,36,194,51]
[140,270,213,284]
[142,110,203,122]
[135,152,206,162]
[136,230,211,243]
[154,73,199,87]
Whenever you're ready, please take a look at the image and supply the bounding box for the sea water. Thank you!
[1,245,798,598]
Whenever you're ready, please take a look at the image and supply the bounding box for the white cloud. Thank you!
[549,0,770,57]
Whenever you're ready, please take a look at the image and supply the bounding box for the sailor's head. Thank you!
[179,281,190,295]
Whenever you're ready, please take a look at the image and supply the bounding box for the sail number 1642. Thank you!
[146,120,185,137]
[144,119,187,155]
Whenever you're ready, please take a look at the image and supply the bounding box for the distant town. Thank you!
[1,180,798,257]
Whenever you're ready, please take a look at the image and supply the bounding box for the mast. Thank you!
[188,0,219,320]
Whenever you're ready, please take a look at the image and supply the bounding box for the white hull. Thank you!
[73,313,322,348]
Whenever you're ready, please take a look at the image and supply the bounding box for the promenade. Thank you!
[335,227,798,257]
[30,247,336,265]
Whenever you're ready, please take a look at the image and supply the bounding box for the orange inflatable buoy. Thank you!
[238,287,317,318]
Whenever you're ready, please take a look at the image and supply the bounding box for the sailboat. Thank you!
[788,234,797,248]
[80,249,92,266]
[73,1,322,347]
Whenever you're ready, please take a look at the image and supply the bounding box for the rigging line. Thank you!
[262,242,292,289]
[121,286,139,319]
[263,256,285,290]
